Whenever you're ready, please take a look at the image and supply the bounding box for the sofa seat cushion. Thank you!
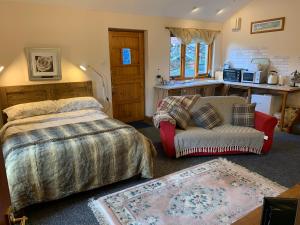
[174,124,265,158]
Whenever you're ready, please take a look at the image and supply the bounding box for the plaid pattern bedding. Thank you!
[232,103,256,127]
[2,118,156,211]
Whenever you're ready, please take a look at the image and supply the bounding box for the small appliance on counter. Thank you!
[241,58,269,84]
[267,70,279,85]
[223,68,243,82]
[290,70,300,87]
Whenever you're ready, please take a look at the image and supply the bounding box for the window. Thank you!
[170,37,212,79]
[170,37,181,77]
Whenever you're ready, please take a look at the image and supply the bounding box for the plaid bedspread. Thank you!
[2,118,156,211]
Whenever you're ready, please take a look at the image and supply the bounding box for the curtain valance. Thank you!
[166,27,220,45]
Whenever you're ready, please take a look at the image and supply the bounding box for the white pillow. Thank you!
[4,100,58,121]
[56,97,103,113]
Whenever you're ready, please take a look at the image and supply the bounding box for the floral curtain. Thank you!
[166,27,220,45]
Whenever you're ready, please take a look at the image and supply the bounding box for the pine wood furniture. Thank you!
[0,148,10,225]
[232,184,300,225]
[154,80,300,131]
[109,29,145,123]
[0,81,93,125]
[0,81,94,225]
[154,80,223,105]
[223,81,300,131]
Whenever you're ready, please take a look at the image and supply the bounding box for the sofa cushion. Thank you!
[169,105,190,130]
[174,124,264,157]
[190,96,246,125]
[232,103,256,127]
[158,95,200,112]
[192,103,222,129]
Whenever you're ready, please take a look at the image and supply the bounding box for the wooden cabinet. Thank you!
[155,83,222,106]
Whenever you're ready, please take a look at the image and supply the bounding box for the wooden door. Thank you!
[109,30,145,122]
[0,150,10,225]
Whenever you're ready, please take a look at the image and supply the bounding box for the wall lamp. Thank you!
[79,64,110,112]
[0,65,4,73]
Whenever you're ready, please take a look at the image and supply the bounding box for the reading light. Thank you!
[0,66,4,73]
[79,65,87,71]
[216,8,225,15]
[191,6,200,13]
[79,64,110,112]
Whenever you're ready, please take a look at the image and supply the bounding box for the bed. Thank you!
[0,81,156,211]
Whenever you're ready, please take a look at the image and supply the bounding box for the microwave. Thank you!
[223,69,243,82]
[241,71,255,83]
[242,70,268,84]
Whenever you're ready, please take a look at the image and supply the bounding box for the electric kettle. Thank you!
[267,71,279,85]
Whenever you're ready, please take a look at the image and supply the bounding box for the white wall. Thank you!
[0,2,222,117]
[222,0,300,107]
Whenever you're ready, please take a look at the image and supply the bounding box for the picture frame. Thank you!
[251,17,285,34]
[25,48,62,81]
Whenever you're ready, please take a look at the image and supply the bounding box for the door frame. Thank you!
[108,28,146,122]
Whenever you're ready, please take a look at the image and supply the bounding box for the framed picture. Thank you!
[25,48,62,81]
[251,17,285,34]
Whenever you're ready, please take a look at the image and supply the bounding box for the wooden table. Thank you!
[154,79,300,131]
[154,80,223,104]
[232,184,300,225]
[223,82,300,131]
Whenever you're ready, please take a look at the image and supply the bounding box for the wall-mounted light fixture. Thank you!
[79,64,110,112]
[232,17,242,32]
[191,6,200,13]
[0,65,4,73]
[216,8,225,15]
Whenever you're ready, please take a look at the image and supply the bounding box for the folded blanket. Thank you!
[153,111,176,128]
[153,95,200,128]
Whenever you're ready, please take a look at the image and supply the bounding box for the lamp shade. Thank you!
[0,66,4,73]
[79,65,87,71]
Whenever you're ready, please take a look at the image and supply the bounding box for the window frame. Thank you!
[170,37,213,80]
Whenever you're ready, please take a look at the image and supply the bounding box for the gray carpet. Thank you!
[25,127,300,225]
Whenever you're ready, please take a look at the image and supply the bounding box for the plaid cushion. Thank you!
[168,104,191,130]
[158,95,200,112]
[192,103,222,129]
[232,103,256,127]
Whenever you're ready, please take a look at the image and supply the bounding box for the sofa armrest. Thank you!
[159,121,176,158]
[255,111,278,154]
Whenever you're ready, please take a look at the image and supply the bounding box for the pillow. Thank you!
[232,103,256,127]
[168,104,191,130]
[158,95,200,112]
[192,103,222,129]
[4,100,58,121]
[56,97,103,113]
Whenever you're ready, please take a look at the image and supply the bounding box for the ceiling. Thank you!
[2,0,253,22]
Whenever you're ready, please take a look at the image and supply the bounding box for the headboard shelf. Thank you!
[0,81,93,124]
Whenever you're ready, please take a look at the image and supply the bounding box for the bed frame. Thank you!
[0,81,93,125]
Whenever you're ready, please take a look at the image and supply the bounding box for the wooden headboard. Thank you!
[0,81,93,124]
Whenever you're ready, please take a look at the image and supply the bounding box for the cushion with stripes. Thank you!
[168,104,191,130]
[192,103,222,129]
[232,103,256,127]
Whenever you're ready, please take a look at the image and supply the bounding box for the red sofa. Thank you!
[158,97,278,158]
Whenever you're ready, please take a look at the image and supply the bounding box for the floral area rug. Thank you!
[89,158,286,225]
